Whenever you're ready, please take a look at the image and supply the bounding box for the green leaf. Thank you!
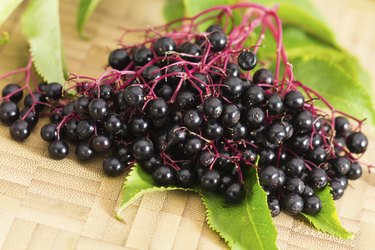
[163,0,185,22]
[251,0,337,47]
[287,47,375,127]
[182,0,237,17]
[21,0,65,83]
[76,0,102,38]
[202,168,277,250]
[0,0,23,27]
[0,31,9,45]
[116,165,191,219]
[302,186,353,239]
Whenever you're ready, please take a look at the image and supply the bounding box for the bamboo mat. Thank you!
[0,0,375,249]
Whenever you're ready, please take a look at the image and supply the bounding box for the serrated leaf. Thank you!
[76,0,102,38]
[286,47,375,127]
[202,168,277,250]
[163,0,185,23]
[116,164,192,219]
[251,0,337,47]
[0,0,23,27]
[302,186,353,239]
[21,0,65,83]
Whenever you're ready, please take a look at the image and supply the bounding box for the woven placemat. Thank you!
[0,0,374,249]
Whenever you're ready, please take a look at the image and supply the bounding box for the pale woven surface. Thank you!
[0,0,375,249]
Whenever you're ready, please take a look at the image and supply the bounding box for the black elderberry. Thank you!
[222,77,244,99]
[283,177,305,194]
[302,185,314,197]
[288,134,310,153]
[330,181,344,200]
[10,119,30,141]
[199,151,215,168]
[245,107,264,128]
[268,197,281,217]
[166,65,185,85]
[206,24,222,33]
[103,157,125,177]
[123,85,144,108]
[176,168,195,188]
[108,48,130,70]
[284,90,304,111]
[237,50,257,71]
[155,84,173,100]
[167,125,187,145]
[221,104,240,127]
[203,119,224,140]
[303,195,322,215]
[88,99,107,121]
[75,142,95,161]
[267,93,283,114]
[226,63,241,77]
[24,92,46,112]
[62,102,75,117]
[73,96,90,115]
[63,119,79,142]
[259,148,276,165]
[76,120,95,140]
[309,168,328,189]
[225,183,245,204]
[203,97,223,119]
[200,170,221,192]
[293,110,313,133]
[40,123,58,142]
[307,147,328,165]
[20,108,39,129]
[153,37,176,56]
[259,166,280,187]
[347,161,362,180]
[184,137,203,155]
[142,65,161,82]
[333,137,346,155]
[153,165,175,186]
[331,175,348,190]
[91,135,112,153]
[182,110,202,130]
[346,131,368,154]
[282,193,304,215]
[2,83,23,103]
[208,30,228,52]
[331,157,351,175]
[252,69,274,87]
[93,85,113,101]
[104,114,123,134]
[0,101,19,126]
[175,91,196,110]
[48,140,69,160]
[225,122,247,140]
[242,85,265,107]
[139,155,161,173]
[45,82,63,100]
[312,134,324,148]
[179,42,202,62]
[132,138,154,160]
[130,115,151,136]
[133,47,153,66]
[265,122,287,145]
[282,157,305,177]
[334,116,351,137]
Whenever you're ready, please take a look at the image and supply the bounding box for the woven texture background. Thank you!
[0,0,375,249]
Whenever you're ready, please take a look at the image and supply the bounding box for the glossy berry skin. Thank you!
[2,83,23,103]
[332,175,348,190]
[103,114,123,134]
[147,98,168,119]
[347,162,362,180]
[63,119,79,143]
[225,122,247,140]
[206,24,222,32]
[303,195,322,215]
[331,157,351,175]
[203,120,224,140]
[20,108,39,129]
[330,181,344,200]
[108,48,130,70]
[139,155,161,173]
[49,111,62,124]
[226,63,241,77]
[24,92,46,112]
[222,77,244,99]
[40,123,57,142]
[245,107,264,128]
[267,93,283,114]
[237,50,257,71]
[203,97,223,119]
[199,151,215,168]
[258,148,276,165]
[283,121,294,140]
[309,168,328,189]
[288,135,310,154]
[48,140,69,160]
[93,85,113,101]
[45,82,63,100]
[208,30,227,52]
[142,65,161,82]
[103,157,125,177]
[293,110,313,133]
[221,104,240,127]
[10,119,30,141]
[284,90,305,111]
[91,135,112,152]
[265,122,286,145]
[88,99,108,121]
[346,132,368,154]
[283,177,305,194]
[308,147,328,165]
[302,185,315,197]
[312,134,324,148]
[252,68,274,87]
[334,116,351,137]
[167,125,187,145]
[182,110,202,130]
[176,168,195,188]
[0,101,19,126]
[259,166,280,187]
[132,138,154,160]
[242,85,265,107]
[73,96,90,115]
[153,37,176,56]
[179,42,202,62]
[225,183,245,204]
[333,137,346,155]
[152,165,174,186]
[268,197,281,217]
[184,137,203,155]
[200,170,221,192]
[75,142,94,161]
[282,193,304,215]
[155,84,173,100]
[62,102,75,116]
[76,120,95,140]
[282,157,305,177]
[175,91,196,110]
[123,86,144,108]
[133,47,153,66]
